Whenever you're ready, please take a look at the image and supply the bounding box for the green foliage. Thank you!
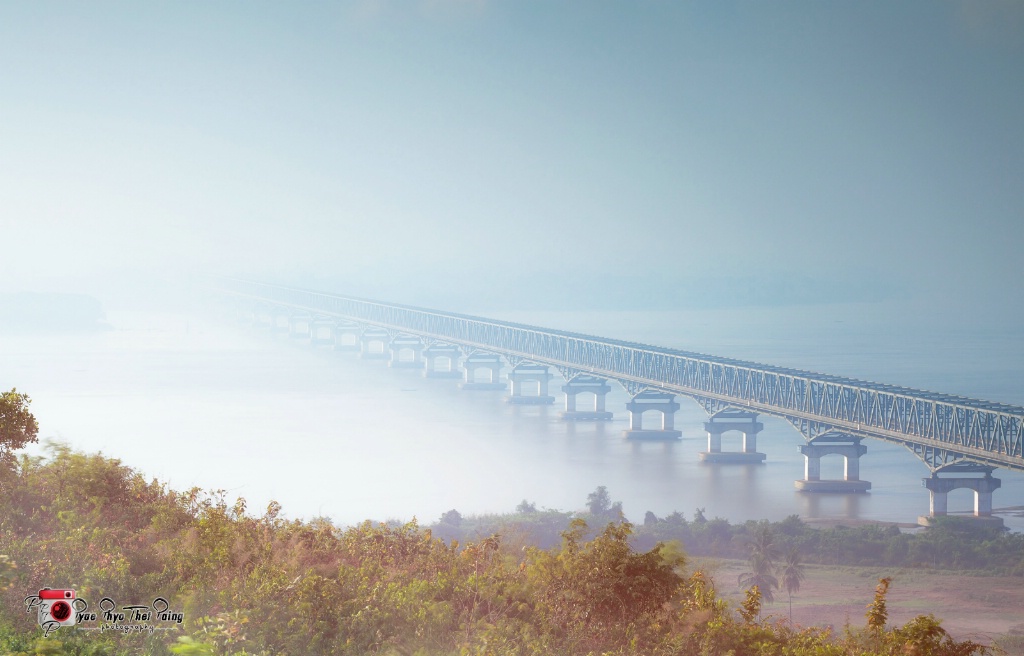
[866,577,891,632]
[0,447,993,656]
[170,636,215,655]
[0,389,39,468]
[514,499,536,514]
[738,524,781,604]
[439,509,462,527]
[524,518,684,653]
[781,547,807,622]
[585,485,611,516]
[632,508,1024,576]
[739,585,762,624]
[887,614,986,656]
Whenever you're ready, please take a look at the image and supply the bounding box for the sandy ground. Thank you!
[698,558,1024,648]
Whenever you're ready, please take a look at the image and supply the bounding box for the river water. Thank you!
[3,299,1022,532]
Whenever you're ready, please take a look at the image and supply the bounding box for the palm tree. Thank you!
[737,554,779,604]
[748,524,781,564]
[780,548,806,623]
[738,525,781,604]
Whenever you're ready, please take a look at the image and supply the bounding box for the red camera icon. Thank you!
[38,589,77,627]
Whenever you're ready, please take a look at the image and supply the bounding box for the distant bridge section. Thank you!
[213,278,1024,474]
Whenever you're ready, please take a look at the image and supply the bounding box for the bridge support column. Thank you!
[270,311,291,334]
[459,354,506,390]
[560,375,613,420]
[506,363,555,404]
[234,303,256,325]
[388,336,424,368]
[699,409,765,463]
[794,433,871,493]
[309,319,335,346]
[919,470,1003,527]
[288,313,313,340]
[359,329,390,360]
[250,305,274,330]
[423,345,462,378]
[622,390,681,440]
[333,324,361,351]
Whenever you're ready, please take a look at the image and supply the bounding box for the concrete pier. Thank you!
[423,345,462,378]
[459,353,505,390]
[699,408,765,463]
[251,306,275,329]
[622,390,681,440]
[271,312,291,334]
[359,329,390,360]
[560,375,613,420]
[919,469,1003,527]
[506,363,555,405]
[333,323,361,351]
[794,433,871,493]
[288,313,313,339]
[237,304,257,326]
[388,336,424,368]
[309,319,335,346]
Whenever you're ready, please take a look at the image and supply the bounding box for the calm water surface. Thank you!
[3,300,1022,531]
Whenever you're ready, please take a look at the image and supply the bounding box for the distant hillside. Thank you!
[0,292,109,332]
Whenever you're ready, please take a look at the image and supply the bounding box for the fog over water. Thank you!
[1,4,1022,533]
[4,299,1022,532]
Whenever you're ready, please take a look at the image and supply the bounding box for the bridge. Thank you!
[212,277,1024,524]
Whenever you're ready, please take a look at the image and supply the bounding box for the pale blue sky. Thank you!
[1,1,1021,312]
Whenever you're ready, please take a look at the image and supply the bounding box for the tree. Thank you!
[748,523,782,564]
[527,518,685,653]
[780,547,806,622]
[515,499,537,513]
[440,509,462,527]
[738,556,779,605]
[0,389,38,467]
[586,485,611,516]
[866,577,891,632]
[738,524,780,604]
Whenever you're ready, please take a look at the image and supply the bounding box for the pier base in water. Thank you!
[796,434,870,492]
[424,370,462,379]
[562,376,613,421]
[624,391,680,440]
[506,363,554,405]
[700,451,766,463]
[795,479,870,493]
[623,429,682,441]
[917,514,1004,529]
[507,395,555,405]
[562,410,614,420]
[461,354,504,390]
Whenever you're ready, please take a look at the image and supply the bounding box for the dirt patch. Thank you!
[694,558,1024,646]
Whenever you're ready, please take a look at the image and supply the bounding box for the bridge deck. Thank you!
[214,278,1024,473]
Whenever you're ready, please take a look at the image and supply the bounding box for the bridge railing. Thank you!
[214,277,1024,471]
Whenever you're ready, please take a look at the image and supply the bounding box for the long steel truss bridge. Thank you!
[212,277,1024,477]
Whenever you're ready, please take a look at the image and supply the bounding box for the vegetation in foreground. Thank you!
[0,444,998,656]
[0,391,1008,655]
[434,486,1024,576]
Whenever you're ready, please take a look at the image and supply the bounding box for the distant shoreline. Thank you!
[704,558,1024,645]
[799,517,920,530]
[0,292,109,333]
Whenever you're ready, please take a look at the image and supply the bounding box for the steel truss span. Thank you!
[215,278,1024,473]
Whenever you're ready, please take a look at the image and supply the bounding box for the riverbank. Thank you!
[702,558,1024,648]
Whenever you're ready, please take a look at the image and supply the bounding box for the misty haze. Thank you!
[1,2,1023,653]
